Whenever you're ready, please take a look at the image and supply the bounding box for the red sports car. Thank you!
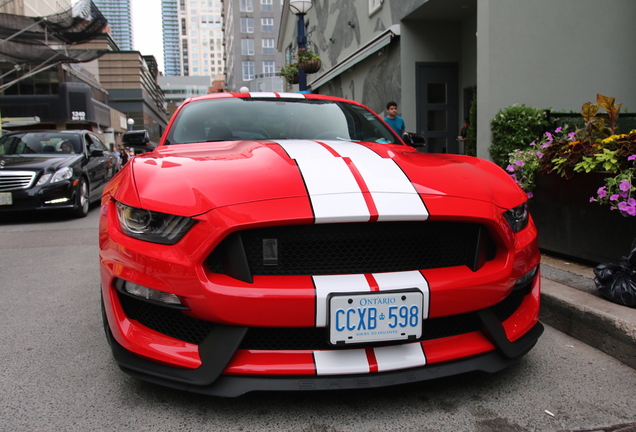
[99,92,542,397]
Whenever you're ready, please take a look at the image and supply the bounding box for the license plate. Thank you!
[328,289,423,345]
[0,192,12,206]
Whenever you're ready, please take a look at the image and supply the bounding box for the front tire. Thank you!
[70,178,89,218]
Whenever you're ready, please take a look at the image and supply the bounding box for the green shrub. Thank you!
[489,104,550,168]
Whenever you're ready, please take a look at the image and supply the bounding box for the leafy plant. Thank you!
[465,94,477,156]
[590,157,636,217]
[279,63,299,83]
[490,104,551,168]
[297,48,319,63]
[505,94,636,217]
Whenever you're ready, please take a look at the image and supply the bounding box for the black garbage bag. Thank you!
[593,240,636,308]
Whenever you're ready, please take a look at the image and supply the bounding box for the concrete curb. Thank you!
[540,267,636,369]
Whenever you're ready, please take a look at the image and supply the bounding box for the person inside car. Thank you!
[59,141,74,154]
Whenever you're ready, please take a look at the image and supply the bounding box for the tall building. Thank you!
[93,0,133,50]
[161,0,180,76]
[161,0,224,77]
[0,0,70,16]
[224,0,284,92]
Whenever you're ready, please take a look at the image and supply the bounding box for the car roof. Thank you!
[183,91,365,107]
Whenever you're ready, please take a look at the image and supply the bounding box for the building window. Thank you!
[262,39,275,55]
[240,0,253,12]
[261,18,274,32]
[181,18,187,35]
[260,0,273,12]
[242,39,255,55]
[240,17,254,33]
[242,61,255,80]
[263,61,275,76]
[369,0,383,15]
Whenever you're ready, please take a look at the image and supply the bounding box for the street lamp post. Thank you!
[289,0,313,92]
[127,118,134,131]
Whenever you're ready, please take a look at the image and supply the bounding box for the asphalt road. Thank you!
[1,206,635,432]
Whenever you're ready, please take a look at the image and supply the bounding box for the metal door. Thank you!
[415,63,459,154]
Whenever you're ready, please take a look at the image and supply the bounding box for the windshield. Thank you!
[0,133,82,155]
[166,98,400,145]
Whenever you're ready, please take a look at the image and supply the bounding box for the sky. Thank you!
[131,0,164,72]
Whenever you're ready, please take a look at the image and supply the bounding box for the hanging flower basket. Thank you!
[279,63,299,84]
[299,59,321,74]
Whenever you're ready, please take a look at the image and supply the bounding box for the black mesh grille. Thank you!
[208,222,495,279]
[118,292,215,345]
[117,281,531,349]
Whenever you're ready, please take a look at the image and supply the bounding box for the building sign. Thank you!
[71,111,86,121]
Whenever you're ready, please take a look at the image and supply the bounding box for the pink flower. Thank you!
[610,194,619,201]
[628,154,636,161]
[619,180,631,192]
[555,127,562,133]
[506,164,515,172]
[568,132,576,140]
[597,186,607,199]
[527,192,533,199]
[515,160,525,166]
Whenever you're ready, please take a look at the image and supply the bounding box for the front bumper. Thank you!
[104,304,544,397]
[0,181,76,212]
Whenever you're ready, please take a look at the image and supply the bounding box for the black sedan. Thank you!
[0,130,119,218]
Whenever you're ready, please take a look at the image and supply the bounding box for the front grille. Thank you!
[208,222,496,282]
[118,292,215,344]
[117,282,531,348]
[0,171,36,191]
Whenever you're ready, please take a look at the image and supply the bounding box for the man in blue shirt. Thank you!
[384,101,405,137]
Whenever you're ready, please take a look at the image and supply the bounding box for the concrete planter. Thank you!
[529,172,636,264]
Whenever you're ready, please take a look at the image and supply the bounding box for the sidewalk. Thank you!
[539,254,636,370]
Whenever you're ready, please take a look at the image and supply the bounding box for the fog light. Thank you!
[515,265,539,289]
[120,281,186,309]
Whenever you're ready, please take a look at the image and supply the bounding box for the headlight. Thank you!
[36,167,73,186]
[503,202,529,233]
[116,202,196,245]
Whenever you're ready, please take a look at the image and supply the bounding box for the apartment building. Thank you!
[93,0,133,50]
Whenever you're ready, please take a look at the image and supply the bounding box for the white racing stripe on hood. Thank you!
[276,140,370,223]
[326,141,429,222]
[275,140,428,223]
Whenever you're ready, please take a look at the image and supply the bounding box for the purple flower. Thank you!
[544,132,553,141]
[629,155,636,161]
[626,206,636,216]
[589,197,595,202]
[568,132,576,140]
[515,160,525,166]
[527,192,533,199]
[610,194,619,201]
[540,142,550,149]
[597,186,607,199]
[618,201,629,211]
[628,198,636,206]
[529,140,536,146]
[620,191,628,198]
[619,180,631,192]
[506,164,515,172]
[536,151,543,158]
[555,127,562,133]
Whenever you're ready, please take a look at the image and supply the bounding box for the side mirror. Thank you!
[403,132,426,150]
[90,149,104,157]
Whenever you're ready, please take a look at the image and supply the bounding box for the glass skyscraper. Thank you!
[161,0,180,76]
[94,0,133,51]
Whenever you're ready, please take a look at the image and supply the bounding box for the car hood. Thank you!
[0,154,79,171]
[121,140,526,217]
